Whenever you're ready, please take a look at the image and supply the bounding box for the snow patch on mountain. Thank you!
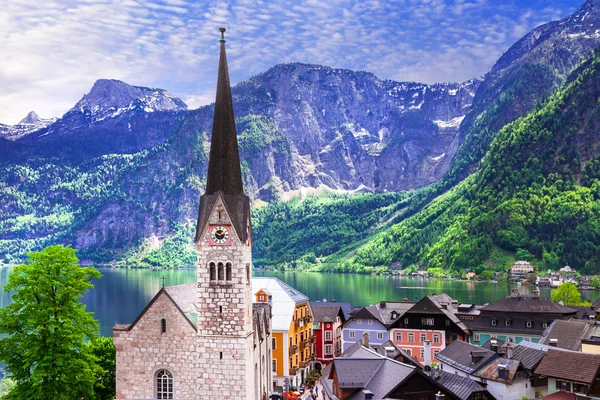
[0,111,57,140]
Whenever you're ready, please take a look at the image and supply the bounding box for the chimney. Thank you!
[510,288,519,298]
[363,332,369,347]
[532,289,540,299]
[362,390,373,400]
[498,365,509,380]
[434,366,441,380]
[471,351,484,363]
[549,338,558,347]
[490,339,498,353]
[424,340,432,366]
[435,391,446,400]
[505,344,514,359]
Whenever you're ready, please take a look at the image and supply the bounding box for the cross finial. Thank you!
[161,275,166,288]
[219,27,226,41]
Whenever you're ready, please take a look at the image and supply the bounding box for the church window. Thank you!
[218,263,224,280]
[226,263,232,281]
[209,263,216,281]
[155,369,173,399]
[246,264,251,285]
[161,319,166,334]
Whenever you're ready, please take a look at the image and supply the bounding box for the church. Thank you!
[113,28,273,400]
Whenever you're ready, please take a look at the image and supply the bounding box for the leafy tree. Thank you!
[86,337,116,400]
[591,276,600,289]
[480,270,495,281]
[0,378,16,397]
[0,245,103,400]
[551,282,582,306]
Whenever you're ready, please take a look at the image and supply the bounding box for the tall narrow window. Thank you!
[226,263,232,281]
[246,263,251,285]
[209,263,216,281]
[218,263,224,281]
[161,319,166,334]
[156,369,173,400]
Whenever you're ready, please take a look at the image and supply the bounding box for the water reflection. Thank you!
[1,267,599,337]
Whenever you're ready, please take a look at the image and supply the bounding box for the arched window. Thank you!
[218,263,224,280]
[226,262,232,281]
[209,263,216,281]
[161,319,166,333]
[155,369,173,399]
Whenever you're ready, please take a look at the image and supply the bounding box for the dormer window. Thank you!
[542,322,548,329]
[526,321,532,328]
[391,311,397,320]
[505,320,511,327]
[491,319,497,326]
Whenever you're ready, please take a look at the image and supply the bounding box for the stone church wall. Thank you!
[114,293,199,399]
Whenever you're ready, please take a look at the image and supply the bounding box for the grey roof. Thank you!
[310,304,344,324]
[348,359,414,400]
[539,319,594,351]
[313,301,354,319]
[406,294,470,334]
[376,340,423,368]
[377,301,415,325]
[339,339,380,359]
[333,359,383,389]
[348,306,385,325]
[435,370,489,400]
[436,340,497,374]
[512,342,547,371]
[481,294,578,314]
[195,33,249,243]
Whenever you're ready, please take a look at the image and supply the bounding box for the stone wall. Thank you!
[113,293,198,399]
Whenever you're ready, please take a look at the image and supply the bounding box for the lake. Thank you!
[1,267,599,336]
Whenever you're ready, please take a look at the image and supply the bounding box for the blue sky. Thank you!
[0,0,580,124]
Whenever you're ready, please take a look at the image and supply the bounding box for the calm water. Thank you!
[1,267,599,336]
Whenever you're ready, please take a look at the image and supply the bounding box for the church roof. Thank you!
[252,277,309,331]
[195,29,249,243]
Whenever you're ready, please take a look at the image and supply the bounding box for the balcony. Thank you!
[290,345,298,354]
[300,360,310,369]
[289,368,298,376]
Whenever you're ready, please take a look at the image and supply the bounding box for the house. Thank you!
[341,306,388,352]
[253,277,313,390]
[464,288,579,345]
[539,319,596,351]
[537,276,551,287]
[388,294,470,364]
[511,261,534,276]
[559,265,574,273]
[320,337,492,400]
[310,303,347,369]
[535,349,600,397]
[436,339,534,400]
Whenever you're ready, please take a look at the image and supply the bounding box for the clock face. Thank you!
[210,225,230,245]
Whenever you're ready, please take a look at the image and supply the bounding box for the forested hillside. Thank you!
[345,51,600,274]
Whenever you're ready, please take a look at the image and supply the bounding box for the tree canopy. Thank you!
[551,282,583,306]
[0,245,103,399]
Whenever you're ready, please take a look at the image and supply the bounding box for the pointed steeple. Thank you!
[195,28,250,244]
[205,27,244,196]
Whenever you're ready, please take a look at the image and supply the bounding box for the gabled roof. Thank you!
[377,301,415,325]
[252,277,308,331]
[332,358,384,389]
[113,286,197,332]
[539,319,594,351]
[376,340,423,368]
[435,370,490,400]
[348,306,385,325]
[313,301,354,319]
[481,294,578,314]
[310,304,345,324]
[436,340,496,374]
[339,339,379,359]
[404,294,470,334]
[535,349,600,384]
[511,342,547,371]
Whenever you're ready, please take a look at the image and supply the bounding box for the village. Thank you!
[248,273,600,400]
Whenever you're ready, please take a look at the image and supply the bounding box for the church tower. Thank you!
[194,28,255,399]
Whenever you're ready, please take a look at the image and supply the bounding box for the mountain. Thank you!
[446,0,600,185]
[348,49,600,273]
[0,111,56,140]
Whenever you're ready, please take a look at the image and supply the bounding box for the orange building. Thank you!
[254,278,312,391]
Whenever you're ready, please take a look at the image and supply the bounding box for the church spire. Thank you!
[205,27,244,196]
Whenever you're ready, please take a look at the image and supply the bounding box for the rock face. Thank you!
[232,64,479,197]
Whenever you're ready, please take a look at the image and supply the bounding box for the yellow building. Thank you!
[253,277,312,391]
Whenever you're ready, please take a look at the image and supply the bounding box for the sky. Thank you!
[0,0,580,124]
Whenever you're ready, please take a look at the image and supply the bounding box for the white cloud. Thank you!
[0,0,578,124]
